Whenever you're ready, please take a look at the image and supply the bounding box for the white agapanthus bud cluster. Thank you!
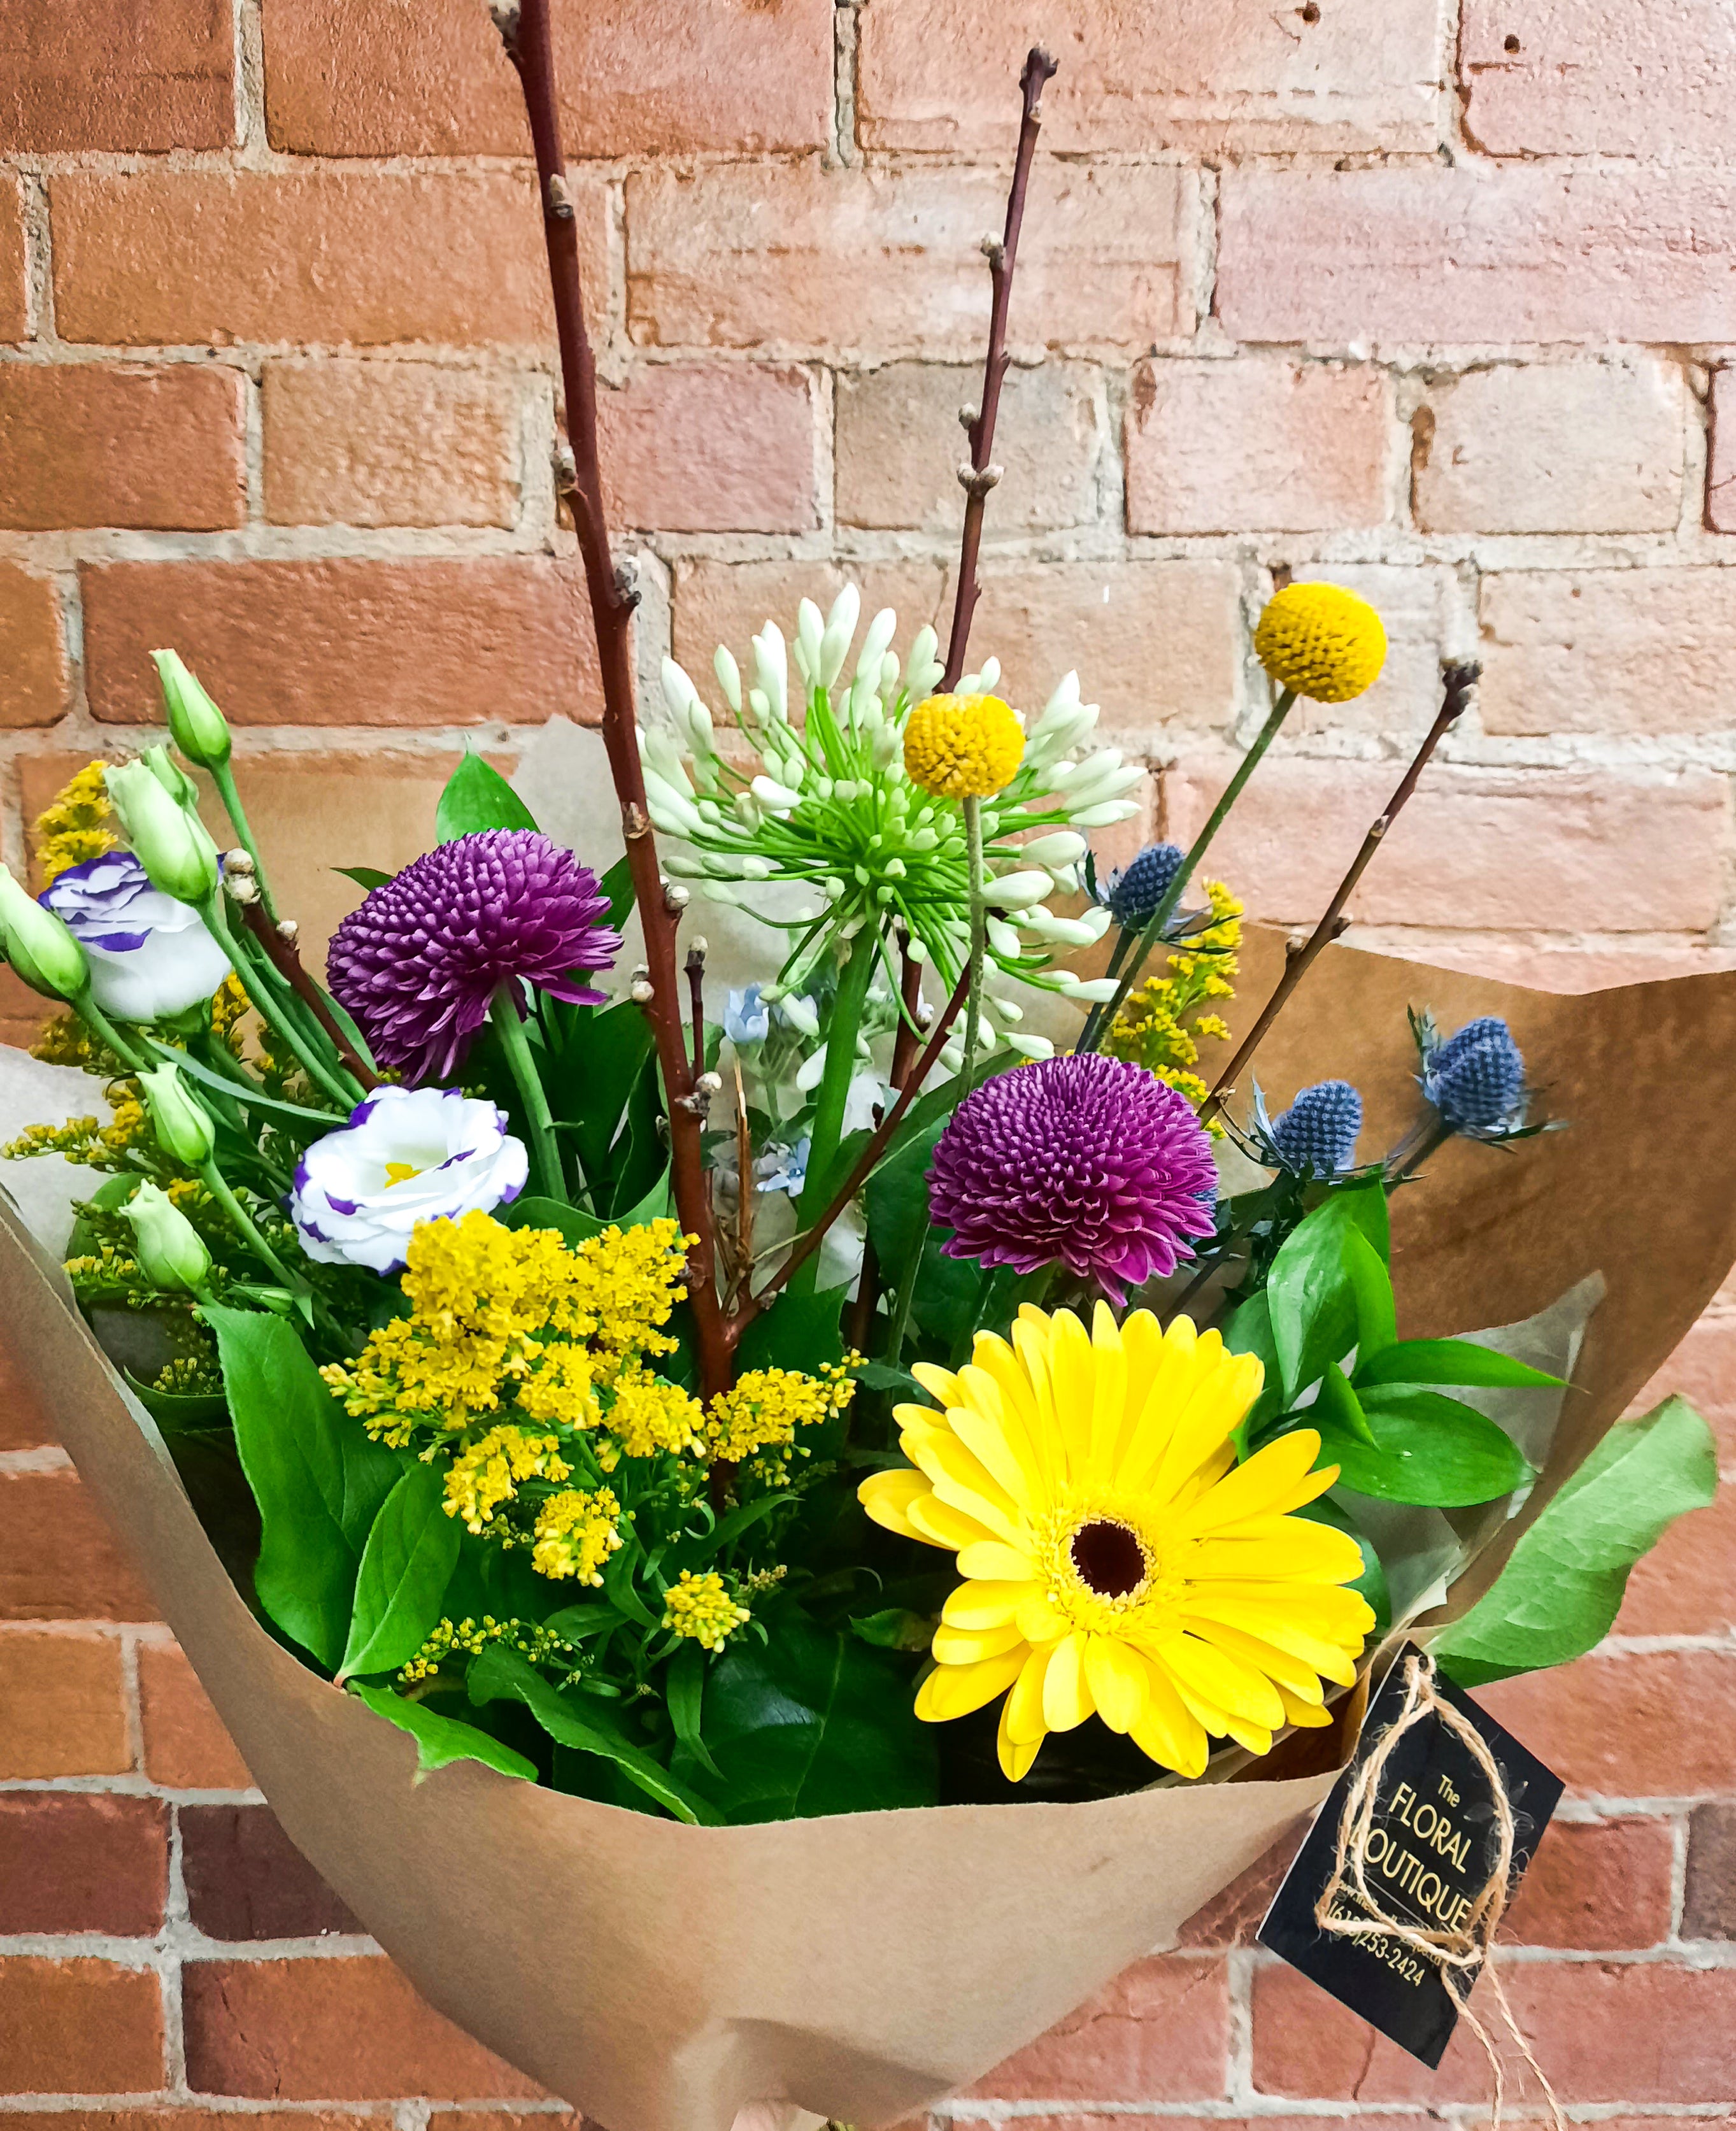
[638,586,1141,1056]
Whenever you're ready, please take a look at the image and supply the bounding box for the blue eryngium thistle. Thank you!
[1270,1079,1363,1178]
[1102,842,1187,930]
[1422,1014,1527,1134]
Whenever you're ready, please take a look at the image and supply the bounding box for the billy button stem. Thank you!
[960,794,988,1094]
[490,983,567,1204]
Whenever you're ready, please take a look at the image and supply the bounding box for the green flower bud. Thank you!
[141,741,200,810]
[0,862,89,1001]
[123,1181,213,1295]
[137,1060,217,1167]
[104,761,220,906]
[152,650,232,770]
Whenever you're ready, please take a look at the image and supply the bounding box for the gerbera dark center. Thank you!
[1070,1519,1146,1599]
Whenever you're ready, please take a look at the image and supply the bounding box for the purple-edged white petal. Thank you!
[41,852,231,1021]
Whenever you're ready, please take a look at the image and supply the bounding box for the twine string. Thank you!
[1312,1646,1565,2131]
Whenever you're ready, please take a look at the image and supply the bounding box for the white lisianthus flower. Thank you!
[290,1087,529,1275]
[41,851,230,1020]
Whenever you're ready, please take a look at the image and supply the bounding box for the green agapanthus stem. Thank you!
[208,761,279,923]
[201,895,360,1113]
[490,986,566,1203]
[69,990,148,1074]
[795,923,879,1239]
[196,1158,308,1294]
[1079,685,1296,1053]
[960,795,988,1094]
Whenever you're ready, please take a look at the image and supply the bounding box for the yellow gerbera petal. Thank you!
[914,1647,1025,1722]
[932,1621,1025,1664]
[1042,1629,1094,1732]
[1171,1429,1330,1537]
[956,1540,1041,1581]
[1189,1519,1367,1584]
[1277,1683,1337,1729]
[1131,1656,1209,1778]
[941,1579,1041,1631]
[1006,1641,1055,1744]
[1185,1615,1329,1702]
[857,1467,932,1539]
[1016,1591,1071,1644]
[1083,1632,1149,1734]
[998,1692,1042,1780]
[1046,1309,1099,1477]
[909,1363,961,1408]
[973,1331,1064,1489]
[949,1378,1044,1511]
[906,1491,998,1551]
[1162,1629,1286,1729]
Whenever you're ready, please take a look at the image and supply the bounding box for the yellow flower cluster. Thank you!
[704,1361,855,1467]
[443,1424,573,1534]
[531,1485,623,1585]
[1253,583,1387,704]
[3,1094,153,1171]
[662,1569,751,1651]
[604,1369,704,1464]
[1104,881,1242,1129]
[322,1211,691,1449]
[398,1613,578,1685]
[902,693,1025,800]
[34,761,117,887]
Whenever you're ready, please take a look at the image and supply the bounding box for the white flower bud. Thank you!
[906,625,943,700]
[138,1060,217,1167]
[713,644,743,714]
[0,862,89,1001]
[820,584,861,690]
[103,761,218,906]
[1006,1032,1055,1061]
[1067,764,1147,808]
[1017,830,1087,867]
[662,855,710,878]
[751,624,788,722]
[750,774,802,814]
[983,869,1051,911]
[641,727,693,796]
[795,599,825,682]
[1021,909,1101,948]
[1069,800,1142,829]
[986,915,1024,959]
[855,607,897,685]
[795,1044,829,1094]
[879,652,900,697]
[124,1180,211,1295]
[779,993,821,1038]
[747,687,771,725]
[153,650,232,770]
[1052,973,1123,1002]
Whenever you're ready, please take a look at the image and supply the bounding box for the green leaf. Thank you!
[349,1683,537,1783]
[334,865,392,891]
[123,1369,229,1429]
[1342,1223,1397,1361]
[1321,1387,1534,1507]
[850,1607,936,1651]
[435,753,539,842]
[501,1166,673,1251]
[208,1305,405,1671]
[1434,1397,1718,1688]
[853,1361,923,1399]
[1316,1360,1377,1448]
[1223,1289,1286,1448]
[466,1643,719,1824]
[146,1040,344,1128]
[597,853,635,934]
[1298,1495,1391,1635]
[864,1118,946,1269]
[676,1609,937,1821]
[548,999,656,1190]
[1266,1198,1360,1401]
[1338,1175,1391,1264]
[1355,1338,1566,1392]
[339,1462,461,1682]
[736,1286,846,1376]
[665,1641,722,1779]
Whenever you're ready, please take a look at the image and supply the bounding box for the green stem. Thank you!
[491,987,566,1203]
[885,1228,925,1366]
[960,795,987,1094]
[197,1158,307,1294]
[203,898,360,1112]
[210,760,278,923]
[795,925,879,1230]
[71,992,148,1074]
[1078,686,1296,1053]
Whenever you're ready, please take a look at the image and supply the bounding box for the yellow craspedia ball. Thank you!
[902,693,1025,800]
[1253,582,1388,704]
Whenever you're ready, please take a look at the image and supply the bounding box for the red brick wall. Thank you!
[4,0,1736,2116]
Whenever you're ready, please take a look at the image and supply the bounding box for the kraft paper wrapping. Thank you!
[3,931,1733,2130]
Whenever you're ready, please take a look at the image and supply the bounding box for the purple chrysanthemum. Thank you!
[927,1054,1219,1305]
[327,830,621,1085]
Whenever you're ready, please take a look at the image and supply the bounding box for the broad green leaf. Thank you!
[1355,1338,1565,1393]
[1316,1360,1377,1448]
[909,1235,988,1351]
[665,1641,721,1779]
[1266,1199,1360,1401]
[1337,1175,1391,1264]
[1298,1495,1391,1635]
[502,1166,673,1251]
[673,1609,937,1821]
[435,753,539,841]
[208,1305,404,1671]
[467,1642,718,1823]
[334,865,392,891]
[1223,1289,1286,1448]
[864,1118,947,1270]
[349,1683,537,1783]
[1320,1386,1533,1507]
[148,1040,344,1128]
[736,1286,846,1376]
[1435,1397,1718,1688]
[548,1000,655,1188]
[1342,1223,1397,1360]
[339,1462,461,1682]
[850,1607,936,1651]
[123,1369,229,1429]
[598,853,635,933]
[853,1361,923,1399]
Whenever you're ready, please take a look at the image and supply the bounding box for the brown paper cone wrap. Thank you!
[4,932,1733,2130]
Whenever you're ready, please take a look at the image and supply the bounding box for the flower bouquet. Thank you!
[2,13,1733,2130]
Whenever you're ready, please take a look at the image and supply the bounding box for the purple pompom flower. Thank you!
[927,1053,1219,1305]
[327,830,621,1085]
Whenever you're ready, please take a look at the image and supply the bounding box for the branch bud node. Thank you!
[662,881,690,912]
[275,918,299,944]
[623,804,650,841]
[546,171,576,222]
[958,402,979,432]
[630,978,655,1005]
[981,236,1006,269]
[551,439,577,491]
[958,462,1002,497]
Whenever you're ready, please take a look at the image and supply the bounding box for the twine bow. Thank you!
[1313,1644,1565,2131]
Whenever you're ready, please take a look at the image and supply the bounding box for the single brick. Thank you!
[180,1804,360,1941]
[0,1469,156,1620]
[82,559,603,729]
[0,363,245,531]
[0,178,24,341]
[0,1628,130,1778]
[1629,1313,1736,1462]
[1254,1953,1736,2103]
[1611,1479,1736,1637]
[264,0,832,157]
[837,360,1104,533]
[1220,167,1736,348]
[627,162,1195,356]
[1704,365,1736,532]
[1683,1800,1736,1939]
[1416,360,1684,534]
[598,364,819,534]
[138,1639,252,1791]
[0,1957,164,2093]
[1500,1816,1675,1949]
[1461,0,1736,159]
[0,1793,168,1935]
[1477,1650,1736,1797]
[262,359,522,530]
[0,0,232,150]
[1126,357,1391,535]
[0,561,67,728]
[52,168,604,349]
[1480,568,1736,736]
[965,1955,1228,2102]
[859,0,1440,154]
[182,1956,546,2099]
[1163,757,1727,933]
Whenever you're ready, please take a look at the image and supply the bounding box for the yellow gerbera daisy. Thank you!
[858,1302,1374,1783]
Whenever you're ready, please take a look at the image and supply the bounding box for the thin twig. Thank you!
[685,944,706,1080]
[846,937,928,1347]
[237,901,379,1092]
[502,0,727,1393]
[938,47,1057,692]
[1199,662,1481,1129]
[748,964,972,1315]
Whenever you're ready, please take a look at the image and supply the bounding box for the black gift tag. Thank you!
[1257,1653,1563,2068]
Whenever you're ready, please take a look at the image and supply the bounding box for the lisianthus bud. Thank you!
[152,651,232,769]
[103,762,219,906]
[141,742,199,809]
[138,1060,217,1167]
[124,1181,213,1295]
[0,863,89,1001]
